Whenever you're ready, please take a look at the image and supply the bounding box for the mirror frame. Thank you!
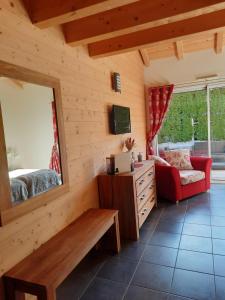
[0,60,69,226]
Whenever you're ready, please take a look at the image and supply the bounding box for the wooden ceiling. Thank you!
[142,32,225,65]
[22,0,225,66]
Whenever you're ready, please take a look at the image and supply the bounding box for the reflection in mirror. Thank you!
[0,77,62,206]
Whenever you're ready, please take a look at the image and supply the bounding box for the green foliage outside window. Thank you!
[158,88,225,144]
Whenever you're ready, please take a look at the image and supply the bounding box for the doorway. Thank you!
[158,82,225,183]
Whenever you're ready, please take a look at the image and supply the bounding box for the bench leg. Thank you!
[4,278,25,300]
[15,291,26,300]
[37,288,56,300]
[112,214,121,253]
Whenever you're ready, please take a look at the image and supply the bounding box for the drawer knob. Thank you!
[139,179,145,185]
[148,172,153,176]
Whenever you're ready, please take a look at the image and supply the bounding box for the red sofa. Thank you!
[155,156,212,203]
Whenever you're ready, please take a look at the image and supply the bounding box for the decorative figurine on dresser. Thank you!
[98,159,157,240]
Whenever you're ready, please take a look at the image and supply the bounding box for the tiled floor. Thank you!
[57,184,225,300]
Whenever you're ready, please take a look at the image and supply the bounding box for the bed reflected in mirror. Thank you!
[0,77,62,206]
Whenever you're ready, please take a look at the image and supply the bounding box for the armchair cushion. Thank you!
[179,170,205,185]
[148,155,170,166]
[164,149,193,170]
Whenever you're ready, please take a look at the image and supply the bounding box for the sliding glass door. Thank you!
[158,89,209,157]
[209,87,225,173]
[158,83,225,181]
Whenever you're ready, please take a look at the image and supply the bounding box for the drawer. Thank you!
[137,183,155,211]
[136,166,154,196]
[138,195,155,228]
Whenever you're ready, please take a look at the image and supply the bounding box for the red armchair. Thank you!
[155,156,212,203]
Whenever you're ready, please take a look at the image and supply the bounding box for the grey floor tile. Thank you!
[124,285,168,300]
[139,228,154,244]
[168,295,194,300]
[144,208,162,223]
[74,251,108,276]
[132,262,174,292]
[141,219,157,231]
[211,201,225,208]
[57,184,225,300]
[211,226,225,239]
[184,213,211,225]
[156,220,183,234]
[97,256,137,284]
[57,273,91,300]
[187,207,210,216]
[182,223,211,238]
[171,269,215,300]
[81,277,127,300]
[119,242,145,262]
[211,207,225,217]
[215,276,225,300]
[180,235,212,253]
[163,205,187,214]
[57,251,107,300]
[161,209,186,223]
[142,245,178,267]
[213,238,225,255]
[160,215,185,224]
[211,216,225,227]
[176,250,213,274]
[149,231,181,248]
[211,184,225,190]
[189,193,210,202]
[214,255,225,276]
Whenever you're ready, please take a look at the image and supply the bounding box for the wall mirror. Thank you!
[0,60,69,226]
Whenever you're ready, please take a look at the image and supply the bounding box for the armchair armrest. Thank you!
[190,156,212,172]
[155,164,182,202]
[190,156,212,189]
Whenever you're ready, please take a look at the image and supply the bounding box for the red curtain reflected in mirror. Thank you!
[49,101,61,175]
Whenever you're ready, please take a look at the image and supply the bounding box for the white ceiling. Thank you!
[144,48,225,87]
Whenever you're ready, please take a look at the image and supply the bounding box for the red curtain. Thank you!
[146,84,174,156]
[49,101,61,174]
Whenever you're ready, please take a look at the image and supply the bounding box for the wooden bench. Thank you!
[4,208,120,300]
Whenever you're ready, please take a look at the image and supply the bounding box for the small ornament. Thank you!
[125,137,135,152]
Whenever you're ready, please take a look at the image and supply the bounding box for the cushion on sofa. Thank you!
[164,149,193,170]
[148,155,170,166]
[179,170,205,185]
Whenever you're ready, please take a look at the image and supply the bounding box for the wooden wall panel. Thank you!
[0,1,145,299]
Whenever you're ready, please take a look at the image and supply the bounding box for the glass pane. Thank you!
[0,77,62,206]
[158,90,208,156]
[210,87,225,179]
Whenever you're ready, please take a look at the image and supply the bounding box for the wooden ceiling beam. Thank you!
[88,9,225,58]
[64,0,225,46]
[175,41,184,60]
[23,0,138,28]
[214,32,224,53]
[139,49,150,67]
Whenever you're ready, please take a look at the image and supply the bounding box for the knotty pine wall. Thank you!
[0,1,146,298]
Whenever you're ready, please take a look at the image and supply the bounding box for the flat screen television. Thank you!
[111,105,131,134]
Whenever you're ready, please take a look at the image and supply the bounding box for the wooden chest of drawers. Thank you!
[98,160,157,240]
